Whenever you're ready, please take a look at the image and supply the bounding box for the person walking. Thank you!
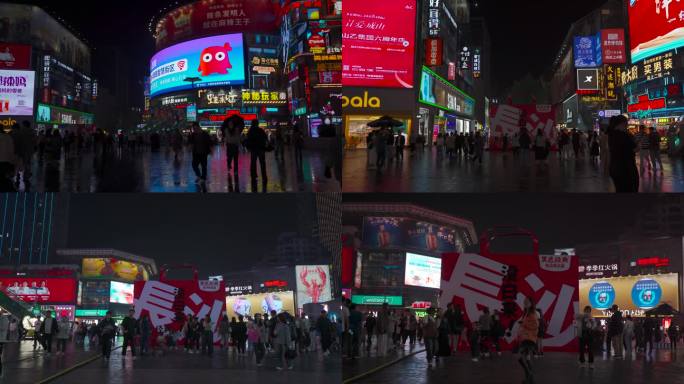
[15,121,36,183]
[644,314,656,354]
[607,115,639,193]
[252,314,267,366]
[171,129,184,162]
[273,313,293,370]
[121,309,138,359]
[376,303,390,356]
[517,302,540,384]
[668,325,679,351]
[55,314,70,356]
[649,127,664,173]
[423,310,438,366]
[635,125,652,175]
[218,315,231,351]
[395,132,406,161]
[364,313,376,352]
[349,304,362,358]
[201,314,214,356]
[534,129,548,168]
[374,128,388,170]
[33,318,42,350]
[189,123,213,185]
[608,304,624,359]
[576,305,596,368]
[600,128,610,175]
[221,117,244,184]
[471,132,485,164]
[245,119,269,192]
[478,308,492,357]
[234,315,247,355]
[623,314,635,355]
[99,311,116,361]
[139,313,151,355]
[40,311,58,356]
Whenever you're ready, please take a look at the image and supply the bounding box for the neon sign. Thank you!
[627,94,666,113]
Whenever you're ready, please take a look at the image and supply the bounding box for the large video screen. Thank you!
[579,273,679,318]
[629,0,684,62]
[0,70,34,116]
[82,258,149,282]
[404,253,442,289]
[295,265,333,308]
[362,216,459,253]
[225,291,295,320]
[0,278,76,303]
[109,281,134,305]
[342,0,416,88]
[150,33,246,97]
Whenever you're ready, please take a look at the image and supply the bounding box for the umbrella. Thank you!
[224,114,245,129]
[367,115,404,128]
[645,303,681,317]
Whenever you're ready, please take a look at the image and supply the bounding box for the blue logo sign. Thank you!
[574,35,602,68]
[631,278,662,309]
[589,281,615,310]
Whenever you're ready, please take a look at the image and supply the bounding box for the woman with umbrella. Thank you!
[368,116,404,170]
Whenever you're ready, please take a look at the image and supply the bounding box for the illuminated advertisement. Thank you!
[351,295,403,306]
[420,67,475,117]
[629,0,684,62]
[0,278,77,303]
[295,265,333,308]
[0,43,31,69]
[109,281,134,305]
[342,0,417,88]
[0,70,34,116]
[225,291,295,320]
[404,253,442,289]
[573,34,602,68]
[579,273,679,317]
[82,258,150,282]
[362,216,459,253]
[36,104,94,125]
[601,29,626,64]
[150,33,245,97]
[80,281,110,308]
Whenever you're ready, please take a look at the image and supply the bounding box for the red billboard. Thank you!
[601,29,626,64]
[154,0,277,49]
[134,266,226,344]
[440,228,579,352]
[488,104,558,150]
[342,0,417,88]
[628,0,684,62]
[0,43,31,69]
[0,278,77,303]
[425,38,443,66]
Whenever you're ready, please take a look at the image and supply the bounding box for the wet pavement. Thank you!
[344,344,684,384]
[20,145,340,193]
[343,148,684,193]
[4,339,340,384]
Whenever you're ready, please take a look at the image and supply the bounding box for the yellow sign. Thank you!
[225,291,296,320]
[82,258,149,282]
[342,91,381,108]
[241,89,287,105]
[0,118,17,128]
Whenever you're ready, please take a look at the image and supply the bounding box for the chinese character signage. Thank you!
[577,68,600,91]
[473,48,481,78]
[459,46,471,70]
[342,0,417,88]
[628,0,684,62]
[601,29,626,64]
[0,70,35,116]
[241,89,287,105]
[425,38,443,66]
[574,34,602,68]
[621,51,677,84]
[198,88,241,107]
[427,0,441,37]
[578,263,619,279]
[604,65,620,101]
[0,278,77,304]
[448,62,456,80]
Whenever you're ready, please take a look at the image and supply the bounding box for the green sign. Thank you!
[75,309,108,317]
[294,106,307,116]
[351,295,403,306]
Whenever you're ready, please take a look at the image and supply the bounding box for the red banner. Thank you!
[601,29,626,64]
[488,104,557,151]
[0,278,77,303]
[0,44,31,69]
[440,229,579,352]
[425,38,443,66]
[341,246,354,287]
[134,273,226,344]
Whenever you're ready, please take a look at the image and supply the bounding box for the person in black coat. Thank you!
[607,115,639,193]
[245,119,269,192]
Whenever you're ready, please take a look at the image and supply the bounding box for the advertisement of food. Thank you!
[579,273,680,318]
[81,258,149,282]
[0,70,34,116]
[628,0,684,62]
[225,291,295,320]
[404,252,442,289]
[150,33,246,97]
[295,265,333,308]
[342,0,417,88]
[0,278,77,303]
[109,281,135,305]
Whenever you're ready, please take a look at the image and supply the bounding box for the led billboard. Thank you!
[404,253,442,289]
[628,0,684,62]
[225,291,295,320]
[0,278,77,303]
[0,70,34,116]
[295,265,333,308]
[150,33,246,97]
[109,281,134,305]
[342,0,417,88]
[82,258,150,282]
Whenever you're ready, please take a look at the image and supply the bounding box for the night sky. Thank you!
[10,0,611,90]
[67,194,304,277]
[343,194,662,254]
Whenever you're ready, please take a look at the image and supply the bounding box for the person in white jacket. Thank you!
[623,315,635,356]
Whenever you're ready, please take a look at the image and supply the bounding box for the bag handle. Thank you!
[159,264,199,282]
[479,226,539,257]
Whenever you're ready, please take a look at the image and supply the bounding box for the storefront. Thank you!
[418,66,475,144]
[343,88,416,149]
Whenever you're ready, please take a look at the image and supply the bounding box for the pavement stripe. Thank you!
[342,349,425,384]
[36,346,122,384]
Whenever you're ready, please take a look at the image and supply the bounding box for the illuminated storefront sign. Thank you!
[574,34,602,68]
[473,48,481,78]
[459,46,471,70]
[198,88,240,107]
[351,294,403,306]
[576,68,600,91]
[225,291,295,319]
[427,0,441,37]
[75,309,108,317]
[420,66,474,116]
[448,62,456,80]
[579,263,619,279]
[241,89,287,105]
[601,29,626,64]
[628,94,666,113]
[0,70,35,116]
[604,65,621,101]
[425,38,443,66]
[250,56,279,74]
[226,284,253,296]
[313,54,342,62]
[161,95,190,106]
[628,0,684,62]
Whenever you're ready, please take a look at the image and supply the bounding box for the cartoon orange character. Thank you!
[198,43,233,77]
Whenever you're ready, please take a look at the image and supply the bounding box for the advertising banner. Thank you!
[629,0,684,62]
[488,104,557,148]
[361,216,459,253]
[0,278,77,303]
[601,29,626,64]
[81,281,110,308]
[425,38,443,66]
[574,35,602,68]
[150,33,246,97]
[295,265,333,308]
[225,291,295,320]
[36,104,94,125]
[82,258,150,282]
[134,277,226,342]
[577,68,600,91]
[0,43,31,69]
[351,295,403,306]
[110,281,134,305]
[404,253,442,289]
[342,0,417,88]
[579,273,679,318]
[440,229,579,352]
[0,70,34,116]
[420,67,475,117]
